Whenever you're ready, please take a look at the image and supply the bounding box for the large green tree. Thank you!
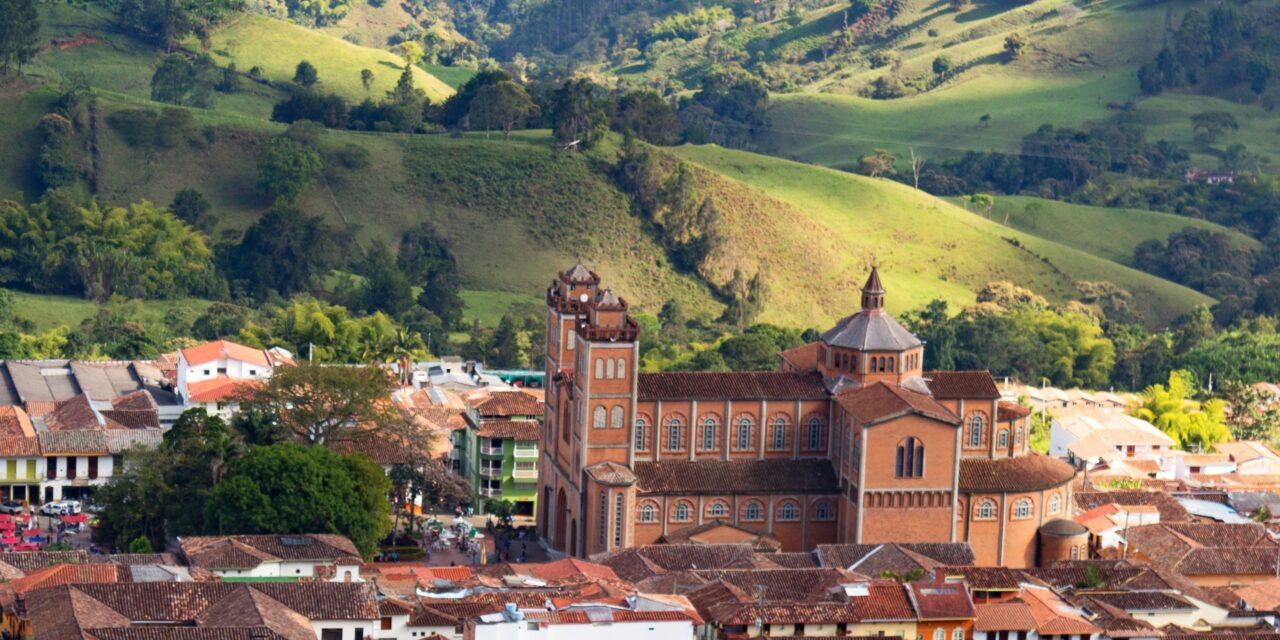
[204,444,391,556]
[237,361,397,444]
[467,80,535,140]
[0,0,39,75]
[255,136,322,202]
[1134,370,1231,451]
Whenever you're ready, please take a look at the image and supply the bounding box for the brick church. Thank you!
[537,264,1078,568]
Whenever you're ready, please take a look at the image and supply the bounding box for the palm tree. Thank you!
[205,430,245,484]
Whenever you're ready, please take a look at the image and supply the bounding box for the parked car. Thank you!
[0,501,24,514]
[38,500,81,516]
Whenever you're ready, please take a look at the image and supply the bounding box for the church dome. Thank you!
[821,267,922,352]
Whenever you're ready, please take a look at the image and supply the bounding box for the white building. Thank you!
[175,340,292,415]
[470,600,698,640]
[178,534,365,582]
[1050,413,1174,464]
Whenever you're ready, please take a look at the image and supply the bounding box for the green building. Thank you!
[458,390,542,517]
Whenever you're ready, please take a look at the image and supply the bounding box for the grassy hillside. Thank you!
[760,0,1277,167]
[972,196,1263,266]
[206,14,453,103]
[670,145,1214,327]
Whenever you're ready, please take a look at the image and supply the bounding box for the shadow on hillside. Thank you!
[955,0,1016,23]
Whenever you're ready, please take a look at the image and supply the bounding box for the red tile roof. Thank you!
[924,371,1000,399]
[838,382,959,426]
[181,341,271,368]
[11,562,124,594]
[186,377,260,403]
[1074,490,1191,522]
[638,371,828,401]
[850,580,916,621]
[474,420,540,440]
[975,602,1037,631]
[997,401,1031,421]
[778,343,821,372]
[472,391,543,417]
[908,580,975,620]
[634,459,838,495]
[959,454,1075,492]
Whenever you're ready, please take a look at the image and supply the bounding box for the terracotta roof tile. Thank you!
[638,371,828,401]
[38,429,108,455]
[1083,591,1196,611]
[778,343,821,372]
[0,550,89,573]
[850,580,916,621]
[11,563,124,594]
[473,420,540,440]
[472,392,543,417]
[924,371,1000,399]
[708,602,859,625]
[959,455,1075,492]
[817,544,975,574]
[660,520,782,552]
[594,545,774,582]
[975,602,1038,631]
[179,535,361,570]
[1074,491,1192,522]
[0,405,34,437]
[181,341,270,368]
[186,377,260,403]
[44,395,101,430]
[838,382,959,426]
[909,580,975,620]
[87,628,292,640]
[584,461,637,486]
[634,459,838,495]
[997,401,1031,421]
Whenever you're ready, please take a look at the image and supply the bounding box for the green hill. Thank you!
[669,145,1214,327]
[972,196,1263,267]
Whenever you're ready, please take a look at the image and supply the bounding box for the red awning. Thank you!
[60,514,88,524]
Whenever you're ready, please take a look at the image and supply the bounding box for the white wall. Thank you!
[473,620,694,640]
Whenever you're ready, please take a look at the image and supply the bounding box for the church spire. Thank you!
[860,267,885,312]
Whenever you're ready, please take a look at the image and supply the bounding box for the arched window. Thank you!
[611,406,624,429]
[605,359,615,379]
[1070,545,1079,560]
[887,357,894,372]
[614,494,624,547]
[639,503,656,522]
[1048,494,1061,515]
[895,437,925,478]
[708,502,727,518]
[1016,427,1023,444]
[778,502,799,521]
[952,628,965,640]
[667,419,683,450]
[772,419,786,450]
[598,492,608,545]
[634,419,647,450]
[933,629,945,640]
[673,503,690,522]
[593,406,607,429]
[968,414,985,448]
[807,418,822,449]
[1012,498,1033,520]
[814,501,832,521]
[616,358,626,380]
[702,419,717,451]
[736,418,753,450]
[976,500,996,520]
[595,358,604,379]
[998,429,1008,448]
[744,502,762,521]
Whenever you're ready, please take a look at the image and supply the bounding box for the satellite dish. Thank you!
[579,293,589,303]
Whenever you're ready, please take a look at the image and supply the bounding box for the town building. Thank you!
[1050,413,1174,466]
[458,390,543,516]
[538,264,1076,567]
[177,534,364,582]
[175,340,293,415]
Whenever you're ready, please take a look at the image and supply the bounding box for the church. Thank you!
[536,264,1078,568]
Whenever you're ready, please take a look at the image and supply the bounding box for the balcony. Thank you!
[511,467,537,482]
[512,446,538,459]
[479,465,504,478]
[479,487,502,498]
[479,443,504,456]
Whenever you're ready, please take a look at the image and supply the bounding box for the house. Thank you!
[0,360,182,427]
[468,598,700,640]
[16,582,380,640]
[909,578,975,640]
[1122,522,1279,586]
[178,534,364,582]
[1050,413,1174,464]
[1074,503,1160,551]
[459,390,542,517]
[1215,441,1280,475]
[973,585,1103,640]
[175,340,292,415]
[1174,453,1236,479]
[1185,167,1236,185]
